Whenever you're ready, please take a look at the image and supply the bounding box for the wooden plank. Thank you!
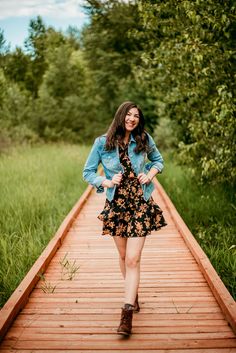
[17,307,222,314]
[7,318,230,327]
[11,322,232,334]
[7,325,234,334]
[1,338,236,350]
[1,347,236,353]
[4,331,236,340]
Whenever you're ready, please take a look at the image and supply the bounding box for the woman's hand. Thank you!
[137,173,151,185]
[102,172,122,188]
[112,172,123,185]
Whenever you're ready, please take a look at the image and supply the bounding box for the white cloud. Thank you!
[0,0,87,20]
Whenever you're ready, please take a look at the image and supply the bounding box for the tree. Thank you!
[32,44,92,142]
[131,0,236,184]
[0,29,10,69]
[0,29,9,55]
[81,0,159,132]
[4,47,30,91]
[23,16,48,96]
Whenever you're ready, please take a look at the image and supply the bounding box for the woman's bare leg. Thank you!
[124,237,146,305]
[113,236,127,279]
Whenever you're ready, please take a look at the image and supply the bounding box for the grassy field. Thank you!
[0,143,90,307]
[0,144,235,308]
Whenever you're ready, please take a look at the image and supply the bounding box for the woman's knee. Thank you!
[125,255,141,268]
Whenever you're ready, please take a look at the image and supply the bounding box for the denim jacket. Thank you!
[83,132,164,201]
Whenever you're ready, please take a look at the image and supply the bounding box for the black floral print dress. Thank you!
[98,142,167,237]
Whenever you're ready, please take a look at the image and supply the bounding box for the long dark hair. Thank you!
[105,101,149,153]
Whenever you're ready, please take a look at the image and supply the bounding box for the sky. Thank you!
[0,0,89,50]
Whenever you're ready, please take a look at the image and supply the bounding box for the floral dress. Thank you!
[98,142,167,237]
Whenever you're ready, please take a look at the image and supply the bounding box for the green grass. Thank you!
[0,143,90,307]
[158,150,236,299]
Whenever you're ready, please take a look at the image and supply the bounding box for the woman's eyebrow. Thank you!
[127,111,140,117]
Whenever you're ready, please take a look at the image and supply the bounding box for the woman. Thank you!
[83,101,167,336]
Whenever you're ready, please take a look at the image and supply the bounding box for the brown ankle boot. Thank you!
[134,294,140,313]
[117,307,133,335]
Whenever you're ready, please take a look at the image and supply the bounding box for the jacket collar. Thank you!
[130,133,135,143]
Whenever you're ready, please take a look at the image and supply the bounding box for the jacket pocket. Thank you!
[102,155,120,171]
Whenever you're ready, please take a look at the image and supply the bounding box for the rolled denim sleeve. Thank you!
[83,137,106,193]
[145,133,164,173]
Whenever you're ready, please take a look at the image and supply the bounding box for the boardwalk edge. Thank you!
[154,178,236,334]
[0,183,94,341]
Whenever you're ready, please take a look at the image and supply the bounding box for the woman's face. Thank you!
[125,107,140,132]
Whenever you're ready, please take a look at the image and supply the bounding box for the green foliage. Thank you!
[153,116,178,150]
[41,45,85,98]
[32,45,96,142]
[0,17,94,144]
[23,16,48,96]
[0,69,38,148]
[3,47,30,90]
[132,0,236,184]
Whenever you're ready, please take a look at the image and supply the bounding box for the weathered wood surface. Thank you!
[0,179,236,352]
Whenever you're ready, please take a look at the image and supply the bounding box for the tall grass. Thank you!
[158,150,236,299]
[0,144,90,307]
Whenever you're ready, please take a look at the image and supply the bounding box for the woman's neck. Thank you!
[124,131,131,145]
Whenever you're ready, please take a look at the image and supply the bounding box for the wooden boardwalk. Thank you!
[0,179,236,352]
